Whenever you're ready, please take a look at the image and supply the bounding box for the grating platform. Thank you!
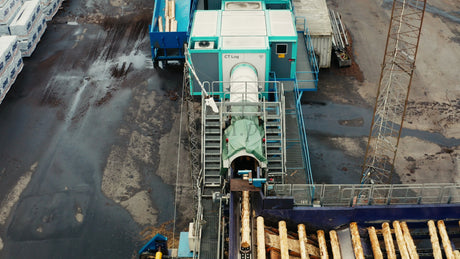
[284,89,308,184]
[199,198,220,259]
[296,32,316,90]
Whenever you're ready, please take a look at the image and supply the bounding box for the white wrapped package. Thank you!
[0,0,22,34]
[0,50,22,103]
[0,71,10,97]
[0,0,22,24]
[0,35,18,77]
[9,0,41,36]
[18,16,46,57]
[44,0,63,21]
[40,0,52,7]
[0,24,9,34]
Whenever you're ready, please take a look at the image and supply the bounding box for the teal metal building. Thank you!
[187,1,301,95]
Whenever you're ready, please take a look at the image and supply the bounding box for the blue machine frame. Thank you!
[138,233,168,257]
[149,0,198,64]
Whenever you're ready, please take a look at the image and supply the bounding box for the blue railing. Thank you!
[291,17,316,196]
[269,71,279,102]
[293,85,314,193]
[295,16,319,91]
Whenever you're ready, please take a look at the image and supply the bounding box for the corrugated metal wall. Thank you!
[311,35,332,68]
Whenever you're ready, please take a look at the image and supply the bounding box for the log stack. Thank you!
[254,217,460,258]
[159,0,177,32]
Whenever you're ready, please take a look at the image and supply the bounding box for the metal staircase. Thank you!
[200,103,223,258]
[264,100,286,183]
[202,104,222,197]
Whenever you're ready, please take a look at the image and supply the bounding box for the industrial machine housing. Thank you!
[143,0,460,257]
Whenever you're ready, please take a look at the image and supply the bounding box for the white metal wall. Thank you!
[311,34,332,68]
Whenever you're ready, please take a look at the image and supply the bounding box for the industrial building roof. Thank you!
[221,11,266,36]
[191,11,219,37]
[269,10,296,37]
[292,0,332,35]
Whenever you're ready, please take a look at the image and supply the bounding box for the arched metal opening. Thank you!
[231,155,260,179]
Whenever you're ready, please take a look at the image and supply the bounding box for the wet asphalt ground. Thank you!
[0,0,186,257]
[0,0,458,257]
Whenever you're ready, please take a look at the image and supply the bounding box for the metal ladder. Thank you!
[200,102,223,258]
[264,101,286,183]
[202,104,222,197]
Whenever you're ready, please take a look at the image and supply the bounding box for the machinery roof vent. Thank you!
[194,41,215,49]
[225,1,262,10]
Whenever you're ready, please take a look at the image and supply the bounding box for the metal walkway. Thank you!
[198,198,220,259]
[202,104,222,197]
[295,17,319,91]
[198,84,288,257]
[199,102,223,258]
[296,32,316,89]
[283,88,308,184]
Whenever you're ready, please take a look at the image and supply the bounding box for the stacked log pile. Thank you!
[255,217,460,259]
[158,0,177,32]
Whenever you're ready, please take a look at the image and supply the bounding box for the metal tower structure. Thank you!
[361,0,427,184]
[184,65,201,183]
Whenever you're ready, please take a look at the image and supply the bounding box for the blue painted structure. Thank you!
[149,0,197,64]
[138,233,169,258]
[225,190,460,258]
[177,232,194,257]
[255,190,460,230]
[259,204,460,230]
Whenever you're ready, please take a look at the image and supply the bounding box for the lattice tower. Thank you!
[184,65,202,183]
[361,0,426,184]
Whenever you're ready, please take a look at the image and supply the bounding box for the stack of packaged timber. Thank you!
[8,0,46,57]
[0,0,23,35]
[40,0,64,21]
[0,35,23,103]
[158,0,177,32]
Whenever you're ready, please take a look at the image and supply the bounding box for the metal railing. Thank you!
[202,80,285,102]
[271,183,460,206]
[192,171,203,258]
[292,85,314,192]
[295,16,319,89]
[200,81,285,119]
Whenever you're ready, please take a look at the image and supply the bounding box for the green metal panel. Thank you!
[189,52,220,95]
[290,42,297,78]
[270,42,294,79]
[222,118,266,164]
[218,47,223,92]
[265,0,290,6]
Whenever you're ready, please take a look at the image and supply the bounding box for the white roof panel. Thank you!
[221,11,266,36]
[268,10,296,37]
[292,0,332,35]
[191,11,219,37]
[221,36,267,50]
